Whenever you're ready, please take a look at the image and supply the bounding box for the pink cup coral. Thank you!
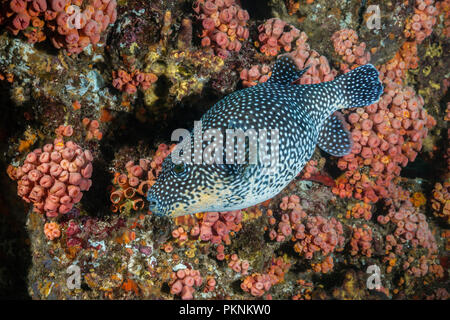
[0,0,118,53]
[112,69,158,94]
[378,188,438,254]
[169,268,203,300]
[44,222,61,240]
[332,29,371,72]
[241,256,290,297]
[241,26,337,88]
[240,64,271,87]
[257,18,302,56]
[198,210,242,244]
[194,0,250,58]
[8,137,93,218]
[228,253,250,274]
[404,0,439,43]
[334,81,436,203]
[350,224,374,257]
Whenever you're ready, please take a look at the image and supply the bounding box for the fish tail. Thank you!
[335,64,383,109]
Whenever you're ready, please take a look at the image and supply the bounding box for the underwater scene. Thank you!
[0,0,449,301]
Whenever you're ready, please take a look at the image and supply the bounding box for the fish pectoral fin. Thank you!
[317,112,353,157]
[267,54,310,85]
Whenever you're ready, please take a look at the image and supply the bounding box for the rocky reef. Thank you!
[0,0,449,300]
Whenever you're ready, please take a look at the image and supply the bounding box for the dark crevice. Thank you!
[357,0,367,32]
[80,159,112,218]
[239,0,273,20]
[0,83,32,299]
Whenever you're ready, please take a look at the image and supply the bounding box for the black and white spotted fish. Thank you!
[147,54,383,217]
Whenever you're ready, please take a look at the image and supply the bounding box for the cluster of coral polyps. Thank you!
[268,196,345,273]
[7,137,93,218]
[349,224,374,257]
[299,159,319,179]
[291,47,337,84]
[332,29,419,86]
[204,277,216,293]
[431,182,450,223]
[110,159,151,214]
[193,0,250,59]
[404,255,444,278]
[239,64,271,87]
[404,0,439,43]
[379,191,438,254]
[0,0,117,53]
[241,27,337,88]
[169,268,203,300]
[197,210,243,244]
[112,69,158,94]
[346,202,372,220]
[437,0,450,37]
[55,124,74,137]
[228,253,250,274]
[334,80,436,203]
[82,118,103,141]
[331,29,371,72]
[168,210,244,259]
[376,187,442,278]
[257,18,303,56]
[291,215,345,259]
[379,41,420,85]
[292,279,314,300]
[268,195,306,242]
[109,143,173,214]
[44,221,61,240]
[241,256,290,297]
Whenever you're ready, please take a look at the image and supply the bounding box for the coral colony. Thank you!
[0,0,449,301]
[1,0,117,53]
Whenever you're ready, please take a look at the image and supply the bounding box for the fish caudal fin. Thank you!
[335,64,383,109]
[317,65,381,156]
[318,112,353,156]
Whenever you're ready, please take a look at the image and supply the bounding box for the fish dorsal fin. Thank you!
[267,54,310,85]
[318,112,353,156]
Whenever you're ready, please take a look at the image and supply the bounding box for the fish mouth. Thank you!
[147,196,165,216]
[149,206,165,216]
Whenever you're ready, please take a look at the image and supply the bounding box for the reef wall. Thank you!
[0,0,449,299]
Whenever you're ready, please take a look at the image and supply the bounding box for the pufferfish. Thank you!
[148,54,383,217]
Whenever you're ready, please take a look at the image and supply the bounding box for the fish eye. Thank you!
[173,163,185,175]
